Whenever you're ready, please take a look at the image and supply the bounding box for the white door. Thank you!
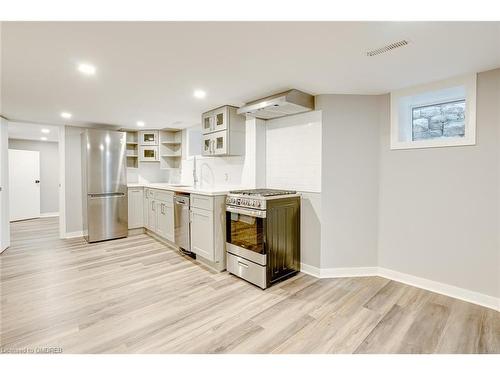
[8,149,41,221]
[190,207,214,261]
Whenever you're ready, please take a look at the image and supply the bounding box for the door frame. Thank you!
[0,117,10,253]
[0,120,67,249]
[58,125,66,239]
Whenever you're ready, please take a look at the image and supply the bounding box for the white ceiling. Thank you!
[8,121,60,142]
[2,22,499,129]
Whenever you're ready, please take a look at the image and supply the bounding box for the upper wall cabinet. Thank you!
[201,105,245,156]
[139,130,159,146]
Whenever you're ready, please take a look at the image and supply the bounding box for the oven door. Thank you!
[226,206,266,265]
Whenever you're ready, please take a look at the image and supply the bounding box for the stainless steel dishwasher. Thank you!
[174,194,192,255]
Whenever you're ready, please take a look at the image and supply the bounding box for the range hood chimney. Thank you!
[237,89,314,120]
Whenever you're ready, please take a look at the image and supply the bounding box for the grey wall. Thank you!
[316,94,381,269]
[65,126,83,233]
[300,192,322,268]
[378,68,500,298]
[8,138,59,214]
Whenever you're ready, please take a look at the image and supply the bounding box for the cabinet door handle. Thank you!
[152,201,155,211]
[238,261,249,268]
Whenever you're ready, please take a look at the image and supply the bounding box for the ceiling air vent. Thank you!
[366,40,409,57]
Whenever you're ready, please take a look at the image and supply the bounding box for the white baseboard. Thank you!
[320,266,378,278]
[64,231,83,239]
[300,263,321,278]
[40,212,59,218]
[301,263,378,278]
[300,263,500,312]
[378,267,500,312]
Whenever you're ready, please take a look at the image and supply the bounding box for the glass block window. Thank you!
[412,99,465,141]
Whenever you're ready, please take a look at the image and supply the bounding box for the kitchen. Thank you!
[0,17,499,366]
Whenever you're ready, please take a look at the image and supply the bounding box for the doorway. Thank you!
[4,122,62,249]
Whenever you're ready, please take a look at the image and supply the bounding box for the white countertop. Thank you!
[127,182,237,196]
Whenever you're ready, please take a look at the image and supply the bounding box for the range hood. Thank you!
[237,89,314,120]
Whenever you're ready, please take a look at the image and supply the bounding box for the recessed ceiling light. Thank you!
[137,121,145,127]
[40,137,48,141]
[41,128,50,134]
[77,63,96,75]
[193,89,206,99]
[60,112,72,119]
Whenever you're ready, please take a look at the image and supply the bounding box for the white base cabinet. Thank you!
[190,194,226,270]
[156,200,174,242]
[129,187,227,272]
[142,188,174,243]
[190,206,215,261]
[128,187,144,229]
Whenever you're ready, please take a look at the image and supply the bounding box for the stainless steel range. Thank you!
[226,189,301,289]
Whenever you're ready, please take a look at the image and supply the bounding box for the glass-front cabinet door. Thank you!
[212,131,227,155]
[139,146,159,161]
[201,112,213,135]
[139,130,158,146]
[213,107,228,132]
[202,135,213,156]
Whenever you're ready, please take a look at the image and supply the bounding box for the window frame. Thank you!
[390,73,477,150]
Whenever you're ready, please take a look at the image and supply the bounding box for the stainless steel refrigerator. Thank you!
[81,129,128,242]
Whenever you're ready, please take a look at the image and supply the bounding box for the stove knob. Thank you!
[254,200,259,208]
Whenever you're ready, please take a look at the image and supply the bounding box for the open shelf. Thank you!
[159,129,182,169]
[126,156,138,169]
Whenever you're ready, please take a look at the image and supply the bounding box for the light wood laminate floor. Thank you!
[1,217,499,354]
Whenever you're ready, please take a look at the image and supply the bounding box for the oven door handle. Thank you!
[226,205,266,218]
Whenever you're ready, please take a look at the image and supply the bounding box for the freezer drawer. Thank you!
[227,252,267,289]
[86,193,128,242]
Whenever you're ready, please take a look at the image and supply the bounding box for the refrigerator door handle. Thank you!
[88,192,126,199]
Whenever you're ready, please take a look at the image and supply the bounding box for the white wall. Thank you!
[266,111,322,192]
[241,118,266,188]
[127,162,170,184]
[315,95,381,270]
[378,68,500,299]
[0,117,10,252]
[9,139,59,214]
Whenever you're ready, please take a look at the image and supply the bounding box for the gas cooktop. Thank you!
[228,189,297,197]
